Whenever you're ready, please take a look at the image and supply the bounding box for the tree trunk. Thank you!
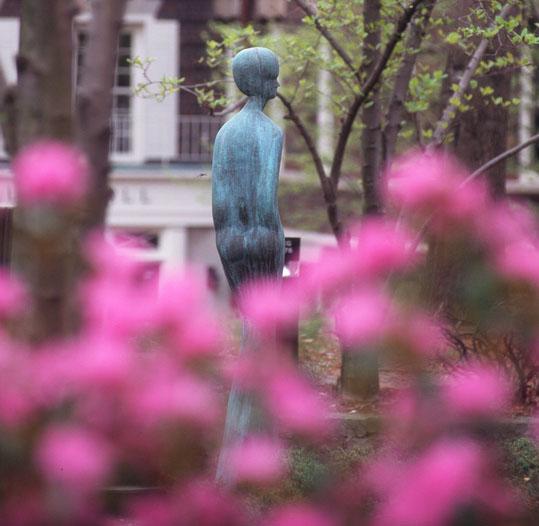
[361,0,383,216]
[340,0,383,399]
[10,0,80,342]
[76,0,128,230]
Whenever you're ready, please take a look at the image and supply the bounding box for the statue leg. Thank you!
[215,320,271,483]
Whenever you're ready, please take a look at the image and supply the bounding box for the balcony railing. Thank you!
[1,114,225,163]
[178,115,224,163]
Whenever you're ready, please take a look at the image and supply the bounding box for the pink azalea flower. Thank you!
[129,371,218,429]
[443,364,510,418]
[494,239,539,288]
[350,219,418,277]
[473,201,537,252]
[227,435,286,485]
[81,271,151,340]
[36,424,113,493]
[300,246,363,301]
[126,481,247,525]
[84,232,144,282]
[385,150,488,230]
[127,495,179,526]
[0,270,27,318]
[332,289,393,348]
[398,312,445,357]
[13,141,89,206]
[238,279,304,337]
[68,338,134,392]
[155,272,222,358]
[0,343,36,427]
[0,386,34,428]
[264,503,337,526]
[264,367,333,438]
[372,439,514,526]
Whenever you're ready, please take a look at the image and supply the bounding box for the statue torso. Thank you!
[211,106,284,290]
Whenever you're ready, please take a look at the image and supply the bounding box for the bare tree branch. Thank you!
[292,0,360,82]
[429,2,513,149]
[76,0,128,230]
[329,0,425,187]
[383,0,437,164]
[465,132,539,183]
[277,92,343,240]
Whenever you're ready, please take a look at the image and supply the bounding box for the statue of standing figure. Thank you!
[212,47,284,481]
[212,47,284,292]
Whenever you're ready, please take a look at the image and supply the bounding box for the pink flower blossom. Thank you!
[397,312,445,357]
[350,219,418,277]
[129,370,218,429]
[332,289,393,348]
[36,424,113,493]
[372,439,514,526]
[67,338,134,392]
[130,480,247,526]
[0,386,34,428]
[473,201,537,251]
[300,247,358,300]
[443,364,510,418]
[264,503,337,526]
[238,279,303,337]
[13,141,89,205]
[0,270,27,318]
[227,435,286,485]
[154,273,222,359]
[265,367,333,438]
[494,239,539,288]
[385,151,488,230]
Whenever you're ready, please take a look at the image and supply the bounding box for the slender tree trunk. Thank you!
[340,0,383,399]
[76,0,128,230]
[361,0,383,216]
[11,0,79,342]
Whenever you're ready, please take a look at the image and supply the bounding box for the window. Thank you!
[76,30,133,156]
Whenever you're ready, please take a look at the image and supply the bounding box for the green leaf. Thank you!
[445,31,460,44]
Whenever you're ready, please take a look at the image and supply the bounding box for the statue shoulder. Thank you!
[261,115,283,141]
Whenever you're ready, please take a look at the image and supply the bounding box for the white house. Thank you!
[0,0,335,301]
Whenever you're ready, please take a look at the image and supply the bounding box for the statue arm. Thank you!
[257,127,284,212]
[211,134,230,230]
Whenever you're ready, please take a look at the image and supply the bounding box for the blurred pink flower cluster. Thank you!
[1,143,539,524]
[13,141,89,206]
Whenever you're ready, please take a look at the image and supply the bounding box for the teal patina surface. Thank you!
[213,47,284,481]
[212,47,284,291]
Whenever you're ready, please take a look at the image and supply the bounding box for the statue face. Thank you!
[232,47,280,100]
[263,77,280,100]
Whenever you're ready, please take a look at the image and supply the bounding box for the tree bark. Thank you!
[11,0,79,342]
[361,0,383,216]
[76,0,128,231]
[341,0,385,399]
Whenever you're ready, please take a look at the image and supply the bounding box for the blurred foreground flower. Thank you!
[227,435,286,485]
[12,141,89,206]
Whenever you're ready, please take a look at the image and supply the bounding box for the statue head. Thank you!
[232,47,280,101]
